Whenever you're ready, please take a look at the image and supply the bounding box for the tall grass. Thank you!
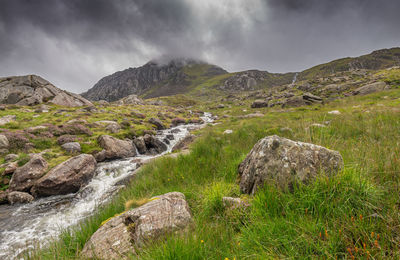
[32,91,400,259]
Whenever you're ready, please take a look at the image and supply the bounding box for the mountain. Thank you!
[0,75,93,107]
[82,48,400,102]
[82,58,294,102]
[81,59,227,102]
[298,47,400,80]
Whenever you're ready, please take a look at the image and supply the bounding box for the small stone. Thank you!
[61,142,81,153]
[7,191,34,204]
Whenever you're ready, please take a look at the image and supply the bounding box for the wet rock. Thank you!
[61,142,81,153]
[57,135,77,145]
[171,134,195,152]
[132,137,147,154]
[0,115,16,126]
[143,134,167,155]
[0,191,8,204]
[97,135,137,161]
[166,134,174,140]
[0,134,9,149]
[7,191,34,204]
[353,82,388,95]
[81,192,192,259]
[170,128,181,134]
[238,135,344,194]
[31,154,97,197]
[251,100,269,108]
[171,118,186,127]
[148,117,165,130]
[9,155,48,192]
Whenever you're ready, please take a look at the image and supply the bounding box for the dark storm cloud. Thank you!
[0,0,399,93]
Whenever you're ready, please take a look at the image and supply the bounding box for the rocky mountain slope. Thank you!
[0,75,93,107]
[82,58,295,101]
[83,48,400,102]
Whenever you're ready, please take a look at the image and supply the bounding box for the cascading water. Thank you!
[291,72,298,85]
[0,112,214,260]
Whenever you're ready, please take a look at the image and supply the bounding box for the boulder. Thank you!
[171,135,195,152]
[171,118,186,127]
[353,82,388,96]
[0,115,16,126]
[251,100,269,108]
[3,162,18,175]
[0,134,9,149]
[97,135,137,161]
[143,134,167,155]
[105,123,121,133]
[31,154,97,197]
[0,75,92,107]
[81,192,192,259]
[238,135,344,194]
[4,153,18,162]
[148,118,165,130]
[222,197,250,210]
[116,94,144,105]
[57,135,77,145]
[9,155,48,192]
[7,191,34,204]
[0,191,8,204]
[61,142,81,153]
[282,93,323,108]
[133,137,147,154]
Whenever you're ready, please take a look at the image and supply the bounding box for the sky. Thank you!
[0,0,399,93]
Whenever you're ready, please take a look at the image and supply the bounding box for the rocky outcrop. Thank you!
[81,192,192,259]
[82,59,227,102]
[116,94,144,105]
[7,191,34,204]
[9,155,48,192]
[238,135,344,194]
[282,93,323,107]
[0,75,92,107]
[148,117,165,130]
[251,99,269,108]
[171,135,195,152]
[96,135,137,161]
[353,82,388,95]
[31,154,97,197]
[222,197,250,210]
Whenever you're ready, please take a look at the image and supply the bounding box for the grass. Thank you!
[30,89,400,259]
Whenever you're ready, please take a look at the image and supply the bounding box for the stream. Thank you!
[0,112,213,260]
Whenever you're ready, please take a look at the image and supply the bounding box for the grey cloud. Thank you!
[0,0,399,93]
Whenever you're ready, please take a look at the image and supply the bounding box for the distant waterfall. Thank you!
[291,72,298,85]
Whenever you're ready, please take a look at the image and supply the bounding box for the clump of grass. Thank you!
[17,153,30,166]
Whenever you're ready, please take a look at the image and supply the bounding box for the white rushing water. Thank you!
[0,112,214,259]
[291,72,298,85]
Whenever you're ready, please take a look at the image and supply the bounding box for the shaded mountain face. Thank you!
[81,59,228,102]
[0,75,92,107]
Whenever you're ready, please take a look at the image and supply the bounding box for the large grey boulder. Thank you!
[238,135,344,194]
[143,134,167,155]
[31,154,97,197]
[9,155,48,192]
[81,192,192,259]
[353,82,388,95]
[97,135,137,161]
[0,75,93,107]
[61,142,81,153]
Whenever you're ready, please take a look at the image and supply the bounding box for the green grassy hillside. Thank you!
[298,47,400,80]
[32,87,400,259]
